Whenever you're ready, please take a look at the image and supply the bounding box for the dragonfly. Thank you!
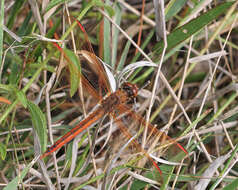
[40,18,188,175]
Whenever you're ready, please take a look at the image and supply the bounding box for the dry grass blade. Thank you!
[3,25,22,42]
[189,50,227,63]
[128,170,159,185]
[28,0,44,34]
[194,154,230,190]
[153,0,166,40]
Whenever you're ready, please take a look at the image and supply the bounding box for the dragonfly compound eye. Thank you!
[121,82,138,98]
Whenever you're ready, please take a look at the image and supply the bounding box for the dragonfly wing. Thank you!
[79,50,116,97]
[109,103,187,168]
[73,19,115,98]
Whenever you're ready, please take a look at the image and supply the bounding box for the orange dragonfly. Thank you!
[40,19,188,175]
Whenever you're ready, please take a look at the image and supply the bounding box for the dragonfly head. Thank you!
[121,82,138,99]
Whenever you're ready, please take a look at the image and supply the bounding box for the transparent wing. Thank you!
[73,19,116,98]
[79,50,116,97]
[108,103,188,172]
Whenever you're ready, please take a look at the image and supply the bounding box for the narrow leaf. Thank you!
[3,157,38,190]
[0,142,7,160]
[6,0,25,29]
[0,0,4,83]
[16,91,27,108]
[27,101,47,154]
[103,0,111,65]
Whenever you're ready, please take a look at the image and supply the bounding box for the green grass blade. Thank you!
[165,0,187,21]
[6,0,25,29]
[45,0,69,13]
[207,92,238,125]
[117,39,131,71]
[182,109,212,136]
[17,11,32,36]
[153,2,234,57]
[111,2,122,69]
[0,0,4,82]
[103,0,111,65]
[178,0,212,27]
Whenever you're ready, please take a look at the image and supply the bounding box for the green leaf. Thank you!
[165,0,187,21]
[45,0,69,13]
[0,142,7,160]
[9,62,20,85]
[103,5,115,17]
[63,49,81,97]
[16,91,27,108]
[178,0,214,27]
[223,178,238,190]
[27,101,47,154]
[3,158,36,190]
[153,2,234,58]
[0,84,15,92]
